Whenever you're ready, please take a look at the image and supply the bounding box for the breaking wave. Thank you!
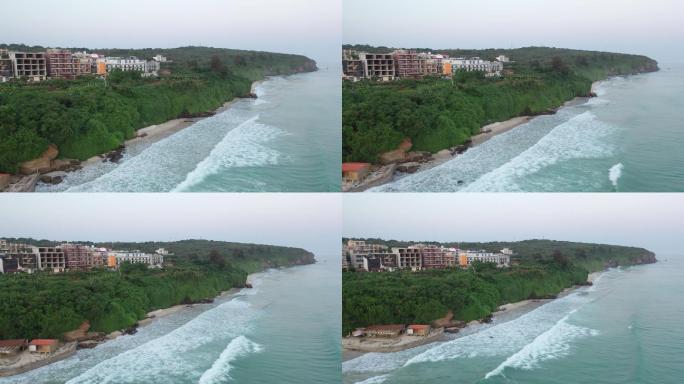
[172,115,284,191]
[198,336,263,384]
[461,111,617,191]
[484,313,598,379]
[354,374,391,383]
[66,299,256,384]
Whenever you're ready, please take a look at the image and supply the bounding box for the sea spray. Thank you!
[609,163,624,190]
[198,336,263,384]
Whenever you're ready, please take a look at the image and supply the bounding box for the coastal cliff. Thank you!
[342,239,656,335]
[342,46,659,164]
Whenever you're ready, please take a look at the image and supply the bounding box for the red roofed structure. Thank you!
[342,162,371,182]
[29,339,58,354]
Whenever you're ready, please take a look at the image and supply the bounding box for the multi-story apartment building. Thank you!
[10,52,47,81]
[420,53,442,76]
[459,249,510,268]
[392,247,423,270]
[108,250,164,268]
[62,244,104,270]
[105,57,147,72]
[4,243,39,272]
[360,52,395,81]
[45,49,92,78]
[450,57,504,76]
[393,50,423,78]
[37,247,66,273]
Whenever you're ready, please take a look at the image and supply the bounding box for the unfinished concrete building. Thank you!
[0,49,13,82]
[62,244,103,270]
[10,52,47,81]
[360,53,395,81]
[5,243,40,272]
[392,247,423,270]
[38,247,66,272]
[392,50,424,78]
[342,49,365,81]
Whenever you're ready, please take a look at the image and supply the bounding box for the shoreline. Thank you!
[0,279,253,378]
[342,272,600,361]
[344,88,597,192]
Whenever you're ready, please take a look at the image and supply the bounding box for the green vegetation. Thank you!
[0,45,316,173]
[342,239,655,335]
[342,46,658,163]
[0,239,315,339]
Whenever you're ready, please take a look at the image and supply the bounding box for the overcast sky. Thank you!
[344,0,684,63]
[344,194,684,256]
[0,194,341,259]
[0,0,341,64]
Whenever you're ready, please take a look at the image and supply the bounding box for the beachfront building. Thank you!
[342,162,371,182]
[364,324,405,338]
[406,324,431,336]
[0,339,28,356]
[10,52,47,81]
[28,339,58,354]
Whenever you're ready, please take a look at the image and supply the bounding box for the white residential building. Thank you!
[105,57,147,72]
[110,250,163,267]
[462,249,510,267]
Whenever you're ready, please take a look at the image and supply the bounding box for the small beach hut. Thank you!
[28,339,58,354]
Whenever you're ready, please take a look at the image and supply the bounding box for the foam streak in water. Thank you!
[609,163,624,189]
[198,336,263,384]
[173,115,284,191]
[484,313,598,379]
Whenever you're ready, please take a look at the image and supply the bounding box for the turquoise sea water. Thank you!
[0,260,340,384]
[37,67,340,192]
[343,256,684,384]
[373,63,684,192]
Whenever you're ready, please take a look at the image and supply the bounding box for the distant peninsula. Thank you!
[0,45,317,185]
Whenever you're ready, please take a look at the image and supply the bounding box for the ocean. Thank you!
[343,256,684,384]
[37,67,340,192]
[372,63,684,192]
[0,260,340,384]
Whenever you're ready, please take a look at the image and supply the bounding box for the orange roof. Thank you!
[342,162,370,172]
[29,339,58,346]
[0,339,27,347]
[408,324,430,330]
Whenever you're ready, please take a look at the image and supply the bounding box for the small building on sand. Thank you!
[0,339,28,355]
[406,324,431,336]
[342,163,371,182]
[364,324,405,338]
[28,339,58,354]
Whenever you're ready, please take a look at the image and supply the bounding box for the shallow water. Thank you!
[38,67,340,192]
[343,257,684,384]
[372,63,684,192]
[0,260,340,384]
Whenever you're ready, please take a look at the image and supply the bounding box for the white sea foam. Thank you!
[173,115,284,191]
[66,299,256,384]
[198,336,263,384]
[483,314,598,379]
[609,163,624,189]
[403,290,593,367]
[461,111,617,191]
[354,374,391,383]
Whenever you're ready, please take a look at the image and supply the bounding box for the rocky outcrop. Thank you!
[19,144,59,175]
[347,164,397,192]
[0,174,10,190]
[4,174,39,192]
[378,149,407,165]
[40,171,67,185]
[397,162,421,174]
